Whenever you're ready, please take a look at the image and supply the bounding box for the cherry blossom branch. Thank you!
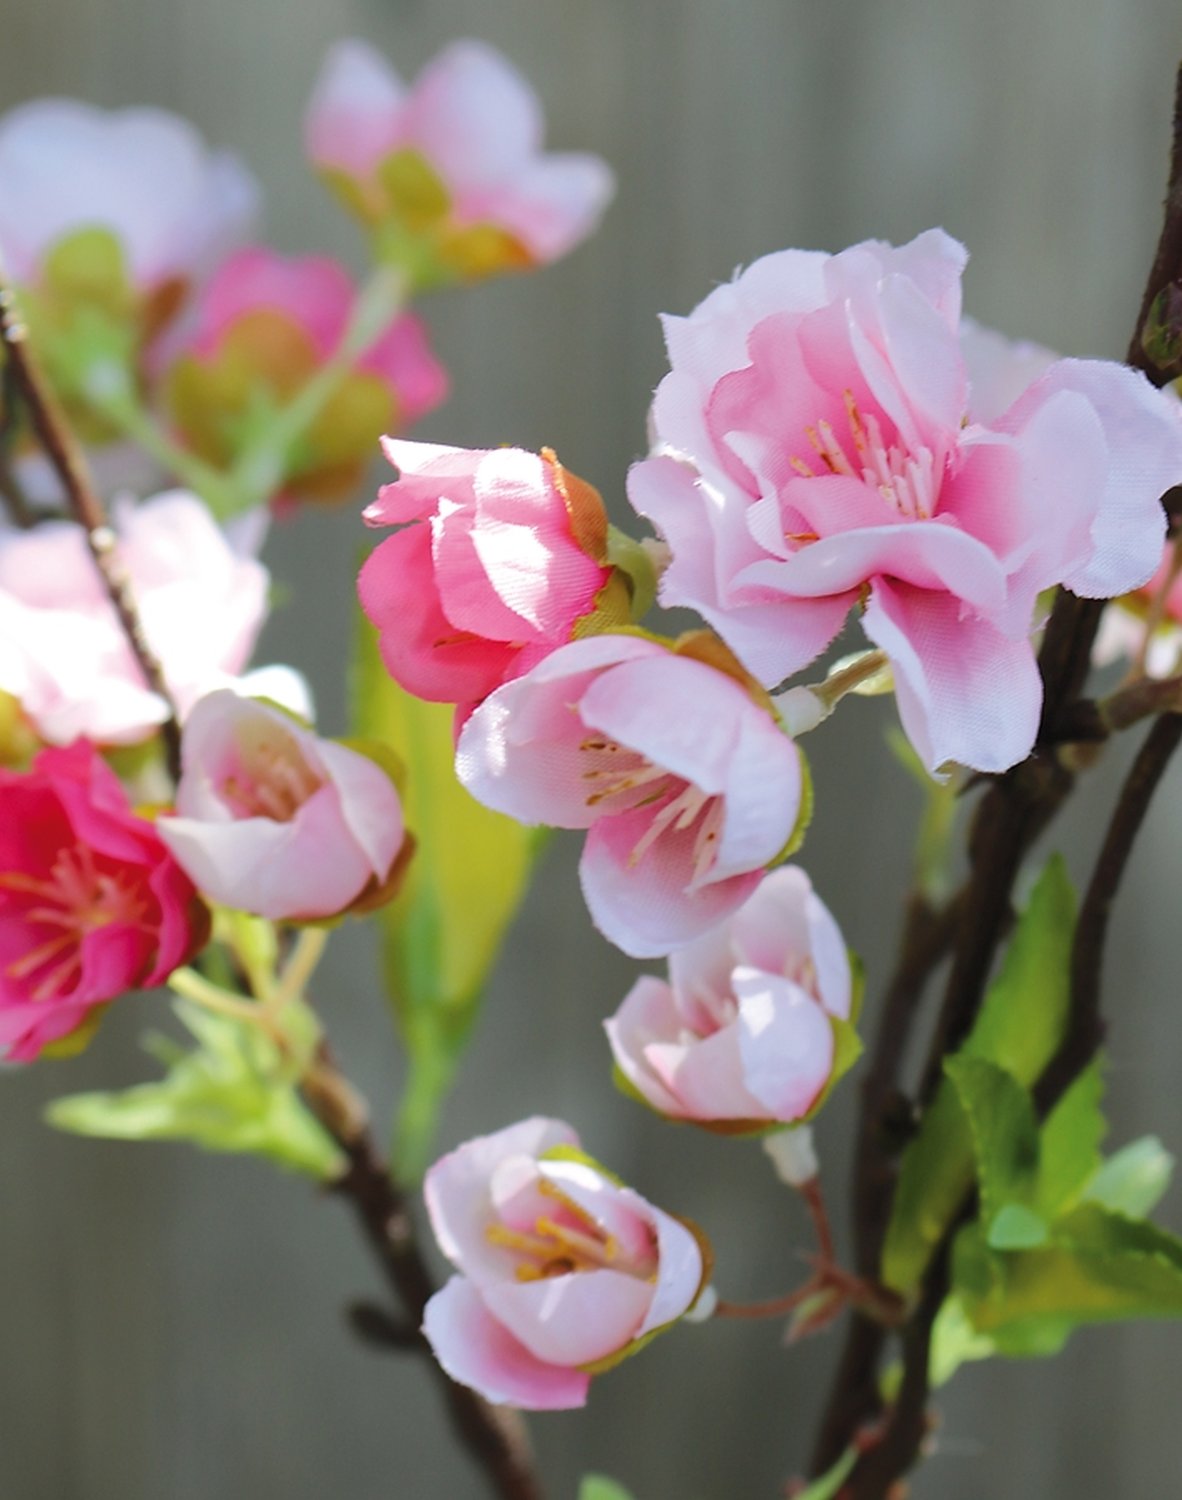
[0,358,36,529]
[0,269,183,778]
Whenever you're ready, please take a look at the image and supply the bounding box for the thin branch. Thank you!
[1035,712,1182,1116]
[0,273,182,778]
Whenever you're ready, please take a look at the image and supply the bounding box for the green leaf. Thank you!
[928,1294,998,1386]
[352,607,543,1182]
[46,1000,343,1179]
[882,857,1076,1294]
[1083,1136,1175,1218]
[578,1477,635,1500]
[945,1055,1040,1226]
[792,1448,858,1500]
[1035,1057,1106,1218]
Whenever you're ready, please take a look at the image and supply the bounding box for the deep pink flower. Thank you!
[629,230,1182,772]
[0,491,269,746]
[0,742,209,1060]
[157,691,408,922]
[163,248,449,507]
[605,866,853,1126]
[305,38,614,284]
[455,633,806,957]
[422,1117,708,1409]
[359,440,616,708]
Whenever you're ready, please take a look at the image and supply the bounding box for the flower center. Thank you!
[485,1178,655,1283]
[219,733,323,822]
[0,846,150,1001]
[579,738,722,880]
[788,389,942,525]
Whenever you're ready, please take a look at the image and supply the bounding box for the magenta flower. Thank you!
[163,248,449,507]
[606,866,854,1127]
[305,38,614,285]
[0,492,269,746]
[422,1117,708,1409]
[629,230,1182,772]
[157,692,408,922]
[359,440,615,709]
[0,742,209,1060]
[456,633,806,957]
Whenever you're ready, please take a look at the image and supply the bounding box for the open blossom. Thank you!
[629,230,1182,773]
[0,491,269,746]
[163,248,449,507]
[0,741,209,1061]
[157,692,408,921]
[422,1117,707,1409]
[605,866,853,1126]
[359,440,618,708]
[1093,542,1182,679]
[456,633,805,957]
[305,38,614,285]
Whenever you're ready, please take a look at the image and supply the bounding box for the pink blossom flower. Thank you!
[305,38,614,285]
[422,1117,708,1409]
[456,633,806,957]
[629,230,1182,773]
[605,866,854,1127]
[163,248,449,507]
[157,691,408,921]
[359,440,617,708]
[0,492,269,746]
[1093,540,1182,679]
[0,741,209,1060]
[0,97,257,293]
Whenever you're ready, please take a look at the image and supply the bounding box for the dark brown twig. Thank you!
[0,273,182,778]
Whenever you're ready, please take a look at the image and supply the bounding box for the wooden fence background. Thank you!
[3,0,1182,1495]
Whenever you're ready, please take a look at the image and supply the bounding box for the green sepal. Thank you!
[605,524,660,621]
[46,998,343,1179]
[801,1014,863,1123]
[792,1448,858,1500]
[578,1477,636,1500]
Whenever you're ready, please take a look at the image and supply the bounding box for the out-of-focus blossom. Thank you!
[629,230,1182,773]
[0,490,269,746]
[605,866,854,1127]
[305,38,614,287]
[1093,540,1182,679]
[421,1116,708,1409]
[163,248,449,507]
[456,632,806,957]
[0,98,258,491]
[0,741,208,1060]
[157,691,408,921]
[359,440,619,710]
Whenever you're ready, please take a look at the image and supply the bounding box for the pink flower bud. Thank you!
[0,492,269,746]
[605,866,853,1127]
[630,230,1182,773]
[422,1117,708,1409]
[162,248,449,508]
[305,39,614,285]
[455,633,806,957]
[157,692,408,921]
[0,742,209,1060]
[359,441,617,709]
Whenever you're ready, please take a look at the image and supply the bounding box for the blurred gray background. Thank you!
[3,1,1182,1496]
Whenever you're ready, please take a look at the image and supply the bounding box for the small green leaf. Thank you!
[883,857,1075,1294]
[1083,1137,1175,1218]
[1035,1057,1106,1218]
[928,1294,998,1386]
[946,1055,1040,1225]
[578,1479,635,1500]
[987,1204,1050,1251]
[792,1447,858,1500]
[46,1000,343,1179]
[352,607,543,1182]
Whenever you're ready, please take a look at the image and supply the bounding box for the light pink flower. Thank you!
[157,691,407,921]
[163,248,449,507]
[359,440,615,708]
[305,38,614,283]
[0,97,257,291]
[0,741,209,1060]
[456,633,805,957]
[629,230,1182,773]
[422,1117,707,1409]
[1093,540,1182,679]
[606,866,853,1127]
[0,492,269,746]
